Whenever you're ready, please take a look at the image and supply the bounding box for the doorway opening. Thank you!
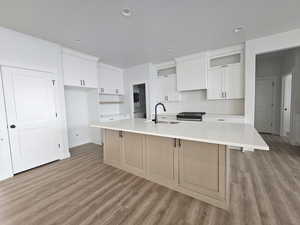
[255,47,299,143]
[132,83,147,119]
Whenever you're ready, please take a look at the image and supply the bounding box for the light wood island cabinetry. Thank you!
[122,132,145,176]
[103,129,230,209]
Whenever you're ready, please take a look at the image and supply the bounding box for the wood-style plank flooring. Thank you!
[0,134,299,225]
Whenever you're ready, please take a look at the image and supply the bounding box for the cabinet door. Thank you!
[81,59,98,88]
[123,132,145,175]
[63,53,82,87]
[146,136,176,185]
[224,63,244,99]
[113,69,124,95]
[207,67,224,100]
[63,53,98,88]
[176,56,207,91]
[104,129,122,166]
[99,65,124,95]
[178,140,226,199]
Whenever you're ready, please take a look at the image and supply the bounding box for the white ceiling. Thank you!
[0,0,300,68]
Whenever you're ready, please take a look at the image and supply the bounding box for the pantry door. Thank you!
[2,67,61,173]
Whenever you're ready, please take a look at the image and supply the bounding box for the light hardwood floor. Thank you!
[0,134,299,225]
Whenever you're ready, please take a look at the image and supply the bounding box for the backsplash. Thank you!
[152,74,244,115]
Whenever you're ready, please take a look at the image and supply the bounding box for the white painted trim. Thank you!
[207,44,244,58]
[0,68,14,181]
[155,61,176,70]
[129,82,150,120]
[98,62,123,72]
[280,73,293,137]
[57,48,71,159]
[175,51,208,62]
[63,48,98,62]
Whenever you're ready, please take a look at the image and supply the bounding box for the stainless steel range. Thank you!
[176,112,206,121]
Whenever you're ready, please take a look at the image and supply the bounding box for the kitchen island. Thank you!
[91,119,268,209]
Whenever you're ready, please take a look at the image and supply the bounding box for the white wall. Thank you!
[0,72,13,180]
[65,87,101,148]
[245,28,300,126]
[255,55,283,134]
[0,27,60,73]
[65,88,91,148]
[87,89,102,145]
[120,63,153,119]
[0,26,70,181]
[255,49,299,136]
[291,49,300,144]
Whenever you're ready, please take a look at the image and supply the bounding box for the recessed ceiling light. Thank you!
[233,27,244,33]
[121,8,132,17]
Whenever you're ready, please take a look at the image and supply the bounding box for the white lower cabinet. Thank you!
[103,129,230,209]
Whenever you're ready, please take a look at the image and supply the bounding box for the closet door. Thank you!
[2,67,61,173]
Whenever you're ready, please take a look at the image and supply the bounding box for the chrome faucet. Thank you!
[152,102,166,124]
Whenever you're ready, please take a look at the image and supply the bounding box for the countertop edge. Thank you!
[91,124,270,151]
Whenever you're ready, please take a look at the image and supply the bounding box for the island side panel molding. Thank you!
[103,129,230,210]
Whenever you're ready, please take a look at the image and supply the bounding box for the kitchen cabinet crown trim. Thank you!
[155,60,176,70]
[175,51,208,62]
[63,48,98,62]
[207,44,244,59]
[98,62,123,72]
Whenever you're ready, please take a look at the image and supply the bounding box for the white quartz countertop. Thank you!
[91,119,269,150]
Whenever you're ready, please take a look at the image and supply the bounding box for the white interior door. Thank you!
[2,67,60,174]
[281,74,292,137]
[255,78,275,133]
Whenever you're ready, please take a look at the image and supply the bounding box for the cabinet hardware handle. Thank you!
[221,92,224,98]
[101,88,104,92]
[80,80,82,86]
[174,138,177,147]
[119,131,123,138]
[225,92,227,98]
[10,124,16,129]
[83,80,85,86]
[178,139,181,147]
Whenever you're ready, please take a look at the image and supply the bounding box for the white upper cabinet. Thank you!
[207,67,224,100]
[62,48,98,88]
[175,52,208,91]
[98,63,124,95]
[207,45,244,100]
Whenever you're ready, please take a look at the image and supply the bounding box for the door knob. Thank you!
[10,124,16,129]
[284,108,287,111]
